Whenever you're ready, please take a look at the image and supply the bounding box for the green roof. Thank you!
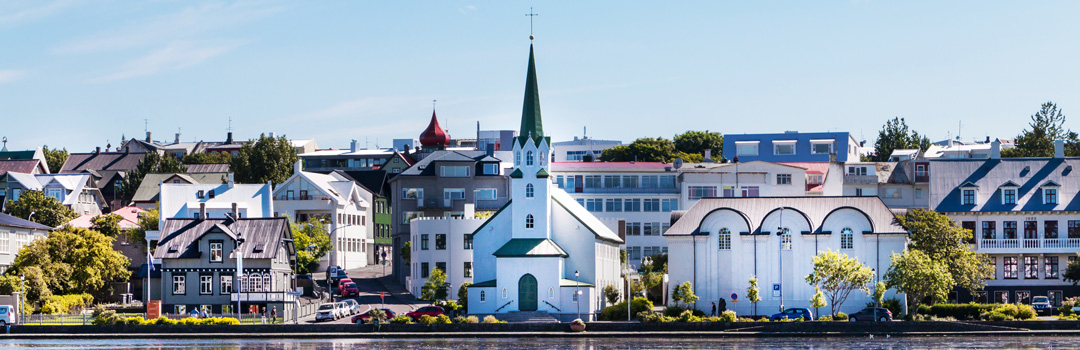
[509,168,524,178]
[536,168,550,178]
[468,280,497,288]
[518,44,544,147]
[560,279,594,288]
[493,238,568,258]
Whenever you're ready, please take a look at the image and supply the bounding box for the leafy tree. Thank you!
[3,190,77,228]
[804,249,875,317]
[129,209,159,248]
[181,151,232,164]
[1064,254,1080,286]
[641,271,663,302]
[868,281,886,307]
[290,217,331,275]
[9,227,131,301]
[90,213,123,238]
[230,134,300,186]
[810,287,827,318]
[672,281,699,308]
[895,209,994,294]
[674,130,724,160]
[457,282,471,312]
[872,117,931,161]
[41,145,68,173]
[883,249,954,315]
[400,241,411,264]
[1002,101,1080,157]
[421,268,449,301]
[747,276,761,315]
[604,284,620,305]
[117,151,187,205]
[599,137,704,163]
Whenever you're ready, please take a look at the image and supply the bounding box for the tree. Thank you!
[1064,253,1080,285]
[810,287,827,318]
[90,213,123,238]
[868,281,886,307]
[672,281,699,308]
[883,249,954,315]
[129,209,159,248]
[804,249,875,317]
[604,284,620,305]
[41,145,68,173]
[895,209,994,294]
[674,130,724,160]
[599,137,704,163]
[230,134,300,186]
[3,190,77,228]
[421,268,449,301]
[457,282,471,312]
[872,117,931,162]
[747,276,762,316]
[117,151,187,205]
[8,227,130,301]
[181,151,231,164]
[1002,101,1080,157]
[290,217,331,275]
[400,241,411,264]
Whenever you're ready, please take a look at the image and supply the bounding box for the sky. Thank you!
[2,1,1079,153]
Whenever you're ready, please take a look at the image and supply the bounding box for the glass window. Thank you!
[525,184,535,198]
[811,142,832,154]
[736,143,758,156]
[1045,188,1058,204]
[435,234,446,250]
[1046,256,1059,279]
[1003,188,1017,205]
[623,198,641,212]
[718,228,731,250]
[480,291,486,302]
[622,176,639,188]
[421,263,429,278]
[995,291,1009,304]
[476,188,497,200]
[464,234,473,250]
[625,222,641,236]
[526,151,534,166]
[1045,221,1059,239]
[1025,256,1039,279]
[209,242,223,262]
[688,186,717,200]
[421,234,429,250]
[640,175,659,188]
[774,142,795,155]
[982,221,996,240]
[464,262,472,278]
[1024,221,1038,240]
[841,228,854,250]
[441,166,470,177]
[584,175,602,188]
[1004,257,1018,279]
[200,275,213,294]
[605,198,622,212]
[220,276,232,294]
[483,163,499,175]
[780,229,792,250]
[660,175,676,188]
[403,211,421,224]
[403,188,423,200]
[526,214,534,229]
[603,175,621,188]
[777,174,792,185]
[962,189,976,205]
[173,275,185,294]
[1071,221,1080,239]
[585,198,603,212]
[515,151,521,166]
[661,199,679,212]
[1004,221,1017,239]
[643,199,660,212]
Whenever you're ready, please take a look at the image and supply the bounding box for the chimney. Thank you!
[985,136,991,143]
[294,160,302,174]
[175,133,181,143]
[991,140,1001,159]
[947,138,954,147]
[231,202,239,220]
[1055,140,1065,158]
[704,149,712,163]
[199,202,207,220]
[829,152,837,163]
[269,132,276,138]
[228,173,235,188]
[486,145,495,157]
[145,132,152,143]
[350,139,358,152]
[95,146,101,154]
[860,140,866,147]
[226,132,233,144]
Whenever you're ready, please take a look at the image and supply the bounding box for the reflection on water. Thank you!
[0,336,1073,350]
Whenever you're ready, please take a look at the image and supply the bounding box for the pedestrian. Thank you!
[261,307,267,324]
[711,302,717,316]
[201,309,208,319]
[271,306,278,324]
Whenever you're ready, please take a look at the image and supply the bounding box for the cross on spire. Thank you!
[526,7,538,40]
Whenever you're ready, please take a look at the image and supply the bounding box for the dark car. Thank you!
[1032,296,1052,315]
[353,308,396,324]
[340,282,360,298]
[848,307,892,322]
[771,307,813,321]
[405,306,445,321]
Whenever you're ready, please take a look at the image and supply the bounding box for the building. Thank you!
[923,138,1015,159]
[130,173,232,210]
[1,173,106,216]
[157,179,274,222]
[664,197,909,316]
[0,212,51,273]
[298,142,398,173]
[722,131,861,163]
[477,130,518,153]
[65,206,149,302]
[273,163,370,270]
[466,43,623,322]
[679,161,812,210]
[930,141,1080,305]
[58,149,147,212]
[846,160,930,209]
[408,213,485,299]
[552,136,621,162]
[334,170,394,264]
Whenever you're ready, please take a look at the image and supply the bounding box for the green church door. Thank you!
[518,274,538,311]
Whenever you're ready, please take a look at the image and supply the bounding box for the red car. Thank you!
[352,308,396,324]
[340,282,360,297]
[405,305,444,321]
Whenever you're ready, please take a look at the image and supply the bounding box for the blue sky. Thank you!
[2,1,1079,152]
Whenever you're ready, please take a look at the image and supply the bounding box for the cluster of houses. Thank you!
[0,41,1075,322]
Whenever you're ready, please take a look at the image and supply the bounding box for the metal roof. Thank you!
[0,212,53,230]
[0,159,45,175]
[60,152,147,173]
[155,217,292,260]
[186,163,231,173]
[665,196,907,236]
[493,238,568,258]
[930,158,1080,212]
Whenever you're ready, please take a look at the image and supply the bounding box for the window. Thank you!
[1071,221,1080,239]
[209,242,223,262]
[1016,291,1031,305]
[777,174,792,185]
[773,141,795,155]
[660,175,676,188]
[605,198,622,212]
[0,232,8,253]
[585,198,603,212]
[480,291,486,302]
[525,184,534,198]
[1045,188,1059,204]
[403,188,423,200]
[1046,221,1059,239]
[584,175,602,188]
[718,229,731,250]
[420,234,429,250]
[208,190,215,199]
[643,222,662,236]
[780,230,792,250]
[464,262,472,278]
[623,198,641,212]
[916,164,928,177]
[421,263,429,278]
[1050,290,1063,307]
[436,262,446,275]
[625,222,641,236]
[464,234,473,250]
[741,186,760,198]
[643,199,661,212]
[1002,188,1017,205]
[622,176,639,188]
[220,276,233,294]
[525,214,534,229]
[11,189,20,201]
[502,288,507,299]
[1004,221,1017,239]
[1004,257,1018,279]
[173,275,186,294]
[200,275,213,294]
[525,151,535,166]
[628,246,641,261]
[736,142,758,156]
[811,142,832,154]
[441,166,470,177]
[175,305,186,314]
[549,288,554,299]
[435,234,446,250]
[403,211,421,224]
[641,175,659,188]
[995,291,1009,304]
[915,188,924,199]
[962,189,976,205]
[841,228,854,250]
[249,274,263,292]
[1024,221,1038,240]
[982,221,996,239]
[1025,256,1039,279]
[662,199,678,211]
[476,188,497,200]
[962,221,976,242]
[444,188,465,200]
[46,188,63,201]
[483,163,499,175]
[603,175,621,189]
[515,151,521,166]
[848,166,867,176]
[990,257,997,280]
[1046,257,1059,279]
[688,186,717,200]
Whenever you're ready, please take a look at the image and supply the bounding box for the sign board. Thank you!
[730,293,738,303]
[147,300,161,319]
[772,284,782,297]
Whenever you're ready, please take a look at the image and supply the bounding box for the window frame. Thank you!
[173,275,186,295]
[209,241,223,263]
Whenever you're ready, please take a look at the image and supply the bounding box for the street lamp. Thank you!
[640,256,653,300]
[574,270,580,321]
[19,275,24,324]
[872,268,877,323]
[622,264,634,321]
[235,235,246,321]
[777,207,785,313]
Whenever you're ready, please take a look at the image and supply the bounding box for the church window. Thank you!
[540,151,547,166]
[527,151,535,166]
[718,228,731,250]
[841,228,854,250]
[515,151,521,166]
[480,291,486,302]
[526,214,535,229]
[526,184,535,198]
[780,229,792,250]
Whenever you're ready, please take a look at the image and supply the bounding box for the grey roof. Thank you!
[930,158,1080,212]
[186,163,231,173]
[60,152,146,173]
[0,212,52,230]
[132,173,230,203]
[397,150,505,176]
[155,217,293,260]
[665,196,907,236]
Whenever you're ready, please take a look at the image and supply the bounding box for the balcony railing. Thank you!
[978,238,1080,251]
[843,175,877,185]
[567,187,680,194]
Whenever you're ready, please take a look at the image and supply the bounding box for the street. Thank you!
[301,264,429,324]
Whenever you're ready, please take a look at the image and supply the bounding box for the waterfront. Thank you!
[0,336,1072,349]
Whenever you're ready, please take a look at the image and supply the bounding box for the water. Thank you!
[0,336,1072,350]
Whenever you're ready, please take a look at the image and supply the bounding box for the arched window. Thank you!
[263,273,272,292]
[515,151,521,166]
[540,151,547,166]
[480,291,486,302]
[780,228,792,250]
[526,151,535,166]
[526,184,535,198]
[841,227,854,250]
[526,214,535,229]
[718,228,731,250]
[250,274,262,292]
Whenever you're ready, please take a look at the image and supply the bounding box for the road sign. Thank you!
[731,293,738,302]
[147,300,161,319]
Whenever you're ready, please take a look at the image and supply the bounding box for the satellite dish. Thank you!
[673,158,683,169]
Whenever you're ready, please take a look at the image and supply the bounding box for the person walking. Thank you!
[260,307,267,324]
[711,302,717,316]
[271,306,278,324]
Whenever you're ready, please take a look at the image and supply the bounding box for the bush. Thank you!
[152,317,178,325]
[908,314,957,321]
[599,297,654,321]
[834,312,848,321]
[719,310,737,322]
[91,305,119,325]
[122,316,148,325]
[389,315,413,324]
[1061,297,1080,316]
[453,315,479,324]
[919,303,1037,321]
[435,314,452,324]
[882,298,903,318]
[482,315,503,323]
[40,294,94,314]
[664,305,705,317]
[677,310,702,322]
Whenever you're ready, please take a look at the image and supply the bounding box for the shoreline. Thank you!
[0,330,1076,339]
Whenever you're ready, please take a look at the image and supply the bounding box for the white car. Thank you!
[0,305,15,326]
[343,299,360,315]
[336,302,349,318]
[315,303,339,322]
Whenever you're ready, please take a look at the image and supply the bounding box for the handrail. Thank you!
[543,300,561,312]
[496,300,514,312]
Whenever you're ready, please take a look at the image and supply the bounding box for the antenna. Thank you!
[958,120,962,141]
[144,119,148,132]
[228,117,233,133]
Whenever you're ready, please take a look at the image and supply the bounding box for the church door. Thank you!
[518,274,538,311]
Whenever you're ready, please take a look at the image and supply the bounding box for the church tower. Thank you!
[510,44,552,239]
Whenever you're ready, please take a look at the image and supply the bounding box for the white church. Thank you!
[467,43,623,322]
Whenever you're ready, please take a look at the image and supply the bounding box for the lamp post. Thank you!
[19,274,24,324]
[623,264,633,321]
[26,211,34,222]
[872,268,877,323]
[235,235,245,321]
[574,270,581,321]
[641,256,653,300]
[778,207,785,313]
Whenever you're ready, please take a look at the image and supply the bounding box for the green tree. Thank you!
[895,209,994,294]
[117,151,187,205]
[3,190,77,228]
[290,217,331,275]
[129,209,159,248]
[1002,101,1080,157]
[672,281,699,308]
[673,130,724,161]
[1064,253,1080,285]
[868,281,886,307]
[400,241,411,264]
[41,145,68,173]
[883,249,954,315]
[810,287,827,319]
[90,213,123,238]
[181,151,232,164]
[599,137,704,163]
[872,117,931,162]
[603,284,620,305]
[457,282,471,312]
[230,134,300,185]
[9,227,131,301]
[804,249,875,317]
[747,276,762,315]
[421,268,449,301]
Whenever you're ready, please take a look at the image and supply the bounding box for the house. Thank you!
[923,137,1015,159]
[722,131,862,163]
[679,161,811,209]
[664,197,909,316]
[273,163,370,270]
[131,173,231,210]
[65,206,149,302]
[334,170,394,264]
[551,136,621,162]
[408,213,485,300]
[58,149,148,212]
[0,159,49,176]
[0,212,51,273]
[2,173,106,216]
[158,178,274,222]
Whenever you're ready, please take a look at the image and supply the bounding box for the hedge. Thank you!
[599,297,654,321]
[917,303,1036,321]
[39,294,94,314]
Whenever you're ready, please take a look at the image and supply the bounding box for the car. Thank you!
[405,305,445,321]
[771,307,813,321]
[342,299,361,315]
[0,305,16,326]
[353,308,396,324]
[848,307,892,322]
[315,303,339,322]
[1032,296,1053,315]
[336,302,350,318]
[340,282,360,298]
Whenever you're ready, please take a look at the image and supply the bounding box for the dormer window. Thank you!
[526,151,535,166]
[1000,181,1019,205]
[482,163,498,175]
[1042,181,1060,205]
[197,190,205,199]
[960,182,978,205]
[208,190,216,199]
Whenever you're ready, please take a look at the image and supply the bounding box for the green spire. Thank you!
[519,44,543,146]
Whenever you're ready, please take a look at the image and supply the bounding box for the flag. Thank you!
[147,250,155,271]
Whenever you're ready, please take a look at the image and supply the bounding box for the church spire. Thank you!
[519,44,543,146]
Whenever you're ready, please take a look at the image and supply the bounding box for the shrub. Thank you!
[152,317,178,325]
[919,303,993,320]
[834,312,848,321]
[389,315,413,324]
[123,316,148,325]
[482,315,503,323]
[40,294,94,315]
[719,310,737,322]
[736,317,756,322]
[367,308,387,323]
[453,315,479,324]
[908,314,957,321]
[677,310,702,322]
[1061,297,1080,316]
[599,297,654,321]
[664,305,705,317]
[882,298,903,318]
[435,314,452,324]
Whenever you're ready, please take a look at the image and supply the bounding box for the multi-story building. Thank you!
[551,136,621,162]
[408,213,485,299]
[59,149,147,212]
[722,131,862,164]
[1,173,106,216]
[923,137,1015,159]
[299,143,398,174]
[335,170,395,264]
[0,212,51,273]
[679,161,819,210]
[274,163,370,270]
[158,179,274,222]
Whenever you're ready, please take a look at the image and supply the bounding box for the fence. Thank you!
[18,313,142,326]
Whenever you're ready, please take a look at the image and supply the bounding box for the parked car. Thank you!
[353,308,396,324]
[771,307,813,321]
[405,305,445,321]
[0,305,16,326]
[848,307,892,322]
[336,302,350,318]
[343,299,361,315]
[1032,296,1053,315]
[315,303,339,322]
[340,282,360,297]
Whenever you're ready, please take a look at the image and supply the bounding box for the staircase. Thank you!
[502,311,560,323]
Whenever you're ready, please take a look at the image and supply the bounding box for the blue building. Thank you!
[722,131,861,163]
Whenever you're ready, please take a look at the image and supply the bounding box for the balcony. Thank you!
[564,187,679,194]
[977,238,1080,253]
[843,175,877,185]
[231,291,301,302]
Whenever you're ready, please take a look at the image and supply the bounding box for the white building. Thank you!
[0,212,51,273]
[665,197,908,317]
[551,136,621,162]
[923,138,1015,159]
[3,173,106,216]
[274,163,370,271]
[679,161,820,210]
[466,44,623,322]
[409,212,485,299]
[158,178,274,222]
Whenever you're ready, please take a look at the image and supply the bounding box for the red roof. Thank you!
[780,162,831,192]
[419,111,450,147]
[0,159,44,175]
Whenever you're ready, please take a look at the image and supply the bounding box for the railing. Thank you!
[496,300,514,312]
[979,239,1019,249]
[567,187,680,194]
[1044,238,1080,248]
[843,175,877,185]
[979,238,1080,250]
[543,300,561,312]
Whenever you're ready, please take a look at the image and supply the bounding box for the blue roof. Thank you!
[930,158,1080,212]
[722,131,855,163]
[0,212,52,230]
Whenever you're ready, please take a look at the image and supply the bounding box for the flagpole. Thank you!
[146,242,152,318]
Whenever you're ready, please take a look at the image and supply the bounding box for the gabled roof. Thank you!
[551,188,623,243]
[665,196,906,236]
[60,152,147,173]
[396,150,509,176]
[186,163,231,173]
[155,217,292,260]
[468,279,497,288]
[132,173,230,203]
[65,206,144,229]
[0,159,46,176]
[1042,180,1061,187]
[0,212,52,230]
[958,181,979,188]
[494,238,568,258]
[930,158,1080,212]
[335,170,390,197]
[1000,180,1020,188]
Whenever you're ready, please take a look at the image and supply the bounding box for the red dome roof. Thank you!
[419,110,450,147]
